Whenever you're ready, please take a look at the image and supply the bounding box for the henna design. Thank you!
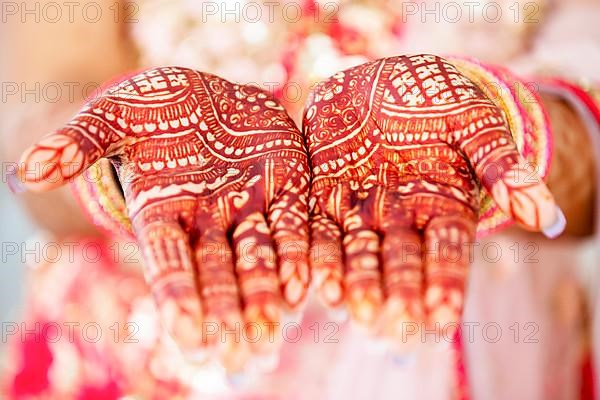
[12,67,310,369]
[303,55,563,341]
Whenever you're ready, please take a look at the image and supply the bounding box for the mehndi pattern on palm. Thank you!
[304,54,563,343]
[12,67,310,370]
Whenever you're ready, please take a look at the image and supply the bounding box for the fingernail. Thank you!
[227,371,250,388]
[365,337,388,355]
[431,339,452,353]
[7,169,26,194]
[252,353,280,373]
[281,309,304,326]
[327,307,349,323]
[391,351,417,367]
[542,206,566,239]
[183,348,209,364]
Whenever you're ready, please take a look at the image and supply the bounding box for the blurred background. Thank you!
[1,0,599,399]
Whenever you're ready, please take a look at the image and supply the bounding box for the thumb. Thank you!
[8,96,126,193]
[458,106,565,238]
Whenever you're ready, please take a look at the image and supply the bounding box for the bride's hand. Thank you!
[10,67,310,370]
[304,55,564,346]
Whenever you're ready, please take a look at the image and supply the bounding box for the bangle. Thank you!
[71,159,133,238]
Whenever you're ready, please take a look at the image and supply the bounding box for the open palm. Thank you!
[12,67,310,369]
[304,55,562,345]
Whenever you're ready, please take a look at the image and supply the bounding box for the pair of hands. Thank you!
[10,56,563,370]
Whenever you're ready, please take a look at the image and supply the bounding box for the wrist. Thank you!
[539,92,596,236]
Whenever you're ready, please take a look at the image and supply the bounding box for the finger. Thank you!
[456,107,565,237]
[342,213,383,327]
[195,227,249,371]
[232,212,282,354]
[9,99,123,193]
[490,158,565,237]
[423,214,477,336]
[136,220,204,355]
[268,192,310,309]
[309,214,344,307]
[378,225,424,346]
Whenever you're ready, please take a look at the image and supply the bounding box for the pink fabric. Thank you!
[462,80,600,400]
